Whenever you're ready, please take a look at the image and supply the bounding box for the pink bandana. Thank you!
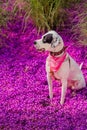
[47,53,66,72]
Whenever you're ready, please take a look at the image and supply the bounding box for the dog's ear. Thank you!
[43,34,53,43]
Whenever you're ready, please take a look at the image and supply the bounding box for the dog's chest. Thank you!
[46,55,66,80]
[51,71,61,81]
[46,53,67,72]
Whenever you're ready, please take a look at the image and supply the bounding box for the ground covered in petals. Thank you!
[0,21,87,130]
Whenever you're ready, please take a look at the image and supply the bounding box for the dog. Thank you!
[34,30,86,105]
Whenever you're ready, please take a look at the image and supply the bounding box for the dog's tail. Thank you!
[79,62,83,69]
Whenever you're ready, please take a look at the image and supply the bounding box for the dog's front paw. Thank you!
[60,100,64,105]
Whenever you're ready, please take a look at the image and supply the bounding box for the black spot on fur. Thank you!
[43,34,53,43]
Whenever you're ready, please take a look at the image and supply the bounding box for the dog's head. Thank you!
[34,30,64,52]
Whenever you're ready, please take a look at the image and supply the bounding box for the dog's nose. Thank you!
[34,41,37,45]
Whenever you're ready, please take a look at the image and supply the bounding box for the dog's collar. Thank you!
[50,46,67,56]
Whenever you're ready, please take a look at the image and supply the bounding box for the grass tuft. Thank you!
[70,1,87,45]
[13,0,81,32]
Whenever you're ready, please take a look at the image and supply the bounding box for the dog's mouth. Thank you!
[37,48,45,52]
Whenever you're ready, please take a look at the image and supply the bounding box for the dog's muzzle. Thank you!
[34,41,45,52]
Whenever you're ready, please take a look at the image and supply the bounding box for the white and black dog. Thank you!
[34,30,86,105]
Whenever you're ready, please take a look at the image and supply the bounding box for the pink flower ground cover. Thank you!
[0,21,87,130]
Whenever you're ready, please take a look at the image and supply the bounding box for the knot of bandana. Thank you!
[47,53,67,72]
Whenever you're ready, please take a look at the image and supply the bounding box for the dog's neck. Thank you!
[50,46,67,57]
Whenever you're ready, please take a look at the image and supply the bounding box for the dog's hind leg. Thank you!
[47,73,53,101]
[76,80,86,90]
[72,78,86,90]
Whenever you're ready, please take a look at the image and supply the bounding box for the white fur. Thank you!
[34,30,86,105]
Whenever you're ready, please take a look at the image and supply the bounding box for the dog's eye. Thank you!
[43,36,46,43]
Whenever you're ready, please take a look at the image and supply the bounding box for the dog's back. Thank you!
[66,54,86,89]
